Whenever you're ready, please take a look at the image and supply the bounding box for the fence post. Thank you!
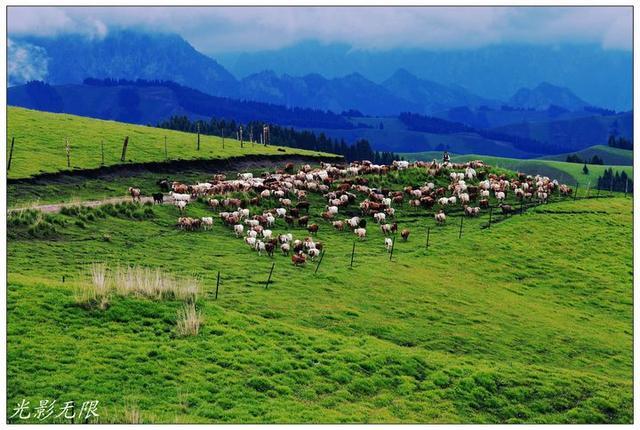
[215,271,220,300]
[350,241,356,268]
[389,234,396,261]
[425,226,430,250]
[585,181,591,198]
[625,178,629,197]
[574,182,579,201]
[596,185,600,198]
[65,138,71,168]
[314,250,325,274]
[458,215,464,239]
[120,136,129,162]
[222,129,225,150]
[164,136,168,160]
[100,140,105,166]
[265,262,275,289]
[197,122,200,151]
[7,136,15,171]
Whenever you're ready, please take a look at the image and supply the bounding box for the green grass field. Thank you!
[401,151,633,188]
[7,163,632,423]
[7,107,337,180]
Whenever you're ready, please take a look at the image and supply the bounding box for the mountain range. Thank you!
[9,30,617,117]
[217,40,632,111]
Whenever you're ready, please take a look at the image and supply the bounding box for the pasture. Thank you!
[7,160,632,423]
[6,107,336,180]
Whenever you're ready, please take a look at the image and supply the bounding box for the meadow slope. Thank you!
[6,107,336,180]
[401,151,633,188]
[7,164,632,424]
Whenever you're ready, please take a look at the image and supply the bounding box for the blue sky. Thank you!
[8,6,632,53]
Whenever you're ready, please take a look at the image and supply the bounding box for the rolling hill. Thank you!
[7,80,354,129]
[491,112,633,153]
[6,107,337,180]
[430,105,606,130]
[539,145,633,166]
[401,151,633,187]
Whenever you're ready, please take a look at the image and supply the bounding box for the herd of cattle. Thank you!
[128,159,572,265]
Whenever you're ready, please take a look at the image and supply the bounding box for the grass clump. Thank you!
[176,302,202,337]
[8,209,63,239]
[75,263,111,310]
[112,266,200,302]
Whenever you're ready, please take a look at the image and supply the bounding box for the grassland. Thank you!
[6,107,337,180]
[401,151,633,188]
[7,164,632,423]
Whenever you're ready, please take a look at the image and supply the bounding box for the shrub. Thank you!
[8,209,39,227]
[60,206,81,216]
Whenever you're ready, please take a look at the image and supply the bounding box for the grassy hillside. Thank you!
[6,107,336,180]
[539,145,633,166]
[7,165,632,423]
[491,112,633,153]
[402,151,633,188]
[309,126,536,158]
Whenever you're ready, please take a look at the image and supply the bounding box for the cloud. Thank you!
[8,38,49,86]
[7,6,632,53]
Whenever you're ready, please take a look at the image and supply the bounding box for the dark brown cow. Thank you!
[401,229,410,241]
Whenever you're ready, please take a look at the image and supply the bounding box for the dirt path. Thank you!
[9,196,170,214]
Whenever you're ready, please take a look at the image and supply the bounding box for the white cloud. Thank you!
[8,38,49,85]
[7,6,632,52]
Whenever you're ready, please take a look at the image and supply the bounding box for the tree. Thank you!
[582,163,589,175]
[566,154,583,164]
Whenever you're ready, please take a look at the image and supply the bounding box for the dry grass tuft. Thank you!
[77,263,199,310]
[123,404,142,424]
[176,302,202,337]
[75,263,110,309]
[112,266,200,302]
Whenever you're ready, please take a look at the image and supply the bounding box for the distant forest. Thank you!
[398,112,563,154]
[157,115,400,164]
